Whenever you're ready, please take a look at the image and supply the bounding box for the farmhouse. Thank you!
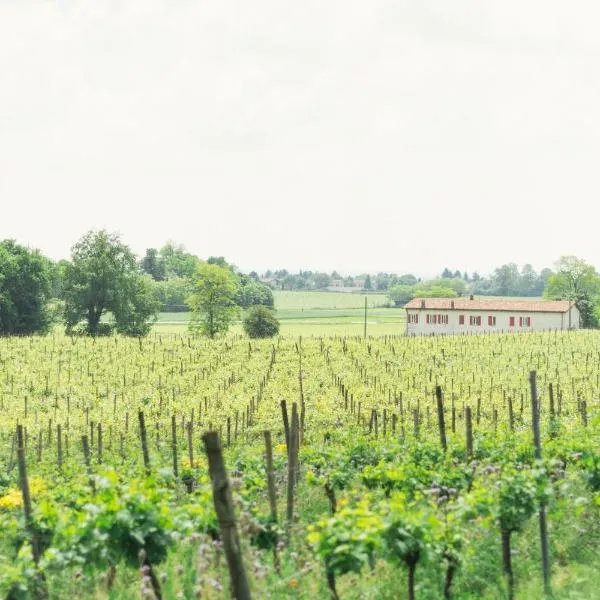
[405,297,580,335]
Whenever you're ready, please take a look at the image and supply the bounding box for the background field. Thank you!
[153,290,406,337]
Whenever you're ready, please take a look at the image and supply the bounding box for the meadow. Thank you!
[153,290,403,337]
[1,329,600,599]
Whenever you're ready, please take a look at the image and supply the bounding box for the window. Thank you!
[408,313,419,324]
[488,315,496,326]
[459,315,465,325]
[469,315,482,326]
[509,316,515,327]
[519,316,531,327]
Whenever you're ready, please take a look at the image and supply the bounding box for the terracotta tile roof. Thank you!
[404,298,574,313]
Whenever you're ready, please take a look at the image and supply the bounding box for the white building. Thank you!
[405,297,580,335]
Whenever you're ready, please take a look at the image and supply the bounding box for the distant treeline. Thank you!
[256,264,552,298]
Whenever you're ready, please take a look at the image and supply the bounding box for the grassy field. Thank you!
[273,290,388,310]
[153,290,405,336]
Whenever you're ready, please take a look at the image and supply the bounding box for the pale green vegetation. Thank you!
[1,331,600,599]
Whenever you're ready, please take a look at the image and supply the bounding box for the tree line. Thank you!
[2,231,600,335]
[0,231,276,338]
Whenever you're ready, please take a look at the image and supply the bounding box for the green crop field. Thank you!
[1,330,600,599]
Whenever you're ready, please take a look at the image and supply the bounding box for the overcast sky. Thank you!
[1,1,599,277]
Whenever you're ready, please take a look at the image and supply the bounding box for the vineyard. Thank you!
[1,331,600,599]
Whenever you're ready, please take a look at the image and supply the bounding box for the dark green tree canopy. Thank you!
[140,248,166,281]
[0,240,52,335]
[63,230,159,336]
[243,305,280,338]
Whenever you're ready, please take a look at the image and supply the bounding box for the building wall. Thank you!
[406,306,580,335]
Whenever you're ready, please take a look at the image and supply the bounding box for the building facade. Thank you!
[404,298,579,335]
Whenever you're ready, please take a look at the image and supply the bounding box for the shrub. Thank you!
[243,306,280,338]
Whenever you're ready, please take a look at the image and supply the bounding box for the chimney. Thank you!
[420,299,425,309]
[451,300,455,309]
[469,294,474,301]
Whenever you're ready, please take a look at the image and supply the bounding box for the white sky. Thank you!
[1,1,599,277]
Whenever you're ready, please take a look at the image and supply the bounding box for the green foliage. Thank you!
[544,256,600,328]
[159,242,199,279]
[236,275,274,309]
[113,274,161,336]
[153,276,194,312]
[494,470,538,533]
[0,240,52,334]
[383,499,431,567]
[389,284,415,306]
[242,306,280,338]
[308,499,384,576]
[62,230,159,336]
[140,248,166,281]
[52,473,174,571]
[414,286,458,298]
[187,262,238,338]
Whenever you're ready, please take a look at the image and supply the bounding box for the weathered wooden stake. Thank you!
[529,370,551,597]
[138,411,151,474]
[202,432,252,600]
[436,386,447,452]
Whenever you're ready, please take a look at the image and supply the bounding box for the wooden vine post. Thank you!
[202,431,252,600]
[171,415,178,478]
[138,411,151,475]
[287,403,299,526]
[529,371,551,597]
[435,386,447,452]
[465,406,473,461]
[16,424,48,599]
[263,430,280,572]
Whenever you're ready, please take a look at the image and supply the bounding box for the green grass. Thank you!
[152,306,406,337]
[273,290,388,310]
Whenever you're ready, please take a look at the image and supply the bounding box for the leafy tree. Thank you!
[140,248,166,281]
[364,275,373,291]
[491,263,520,296]
[207,256,230,269]
[153,276,193,312]
[187,263,238,338]
[243,305,280,338]
[62,230,159,336]
[441,268,453,278]
[0,240,52,335]
[236,276,274,309]
[49,259,70,299]
[389,285,415,306]
[414,286,458,299]
[113,274,160,336]
[544,256,600,328]
[398,274,418,286]
[416,278,466,296]
[159,242,199,279]
[313,272,332,289]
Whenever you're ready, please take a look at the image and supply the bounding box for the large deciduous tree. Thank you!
[187,263,238,338]
[0,240,52,335]
[544,256,600,328]
[63,230,159,336]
